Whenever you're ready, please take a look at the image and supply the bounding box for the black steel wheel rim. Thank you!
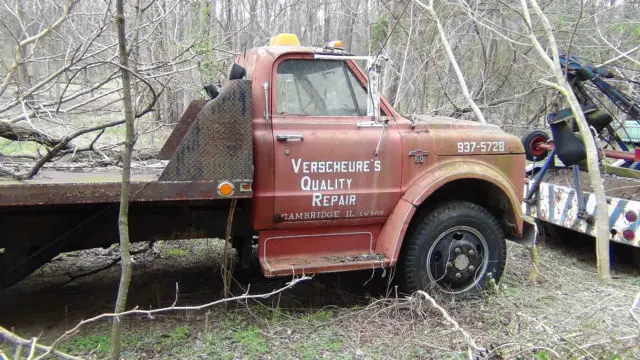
[425,225,489,294]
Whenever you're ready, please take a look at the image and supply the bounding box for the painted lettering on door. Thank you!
[291,158,381,208]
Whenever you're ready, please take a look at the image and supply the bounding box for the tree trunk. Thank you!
[342,1,357,52]
[224,0,232,49]
[323,1,330,43]
[110,0,136,358]
[563,83,611,282]
[16,0,32,92]
[523,0,611,281]
[382,0,407,101]
[413,0,487,123]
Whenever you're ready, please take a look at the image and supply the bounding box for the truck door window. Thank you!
[276,59,367,116]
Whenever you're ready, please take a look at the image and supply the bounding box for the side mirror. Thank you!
[204,84,219,99]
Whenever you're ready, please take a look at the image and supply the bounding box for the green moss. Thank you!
[60,334,111,355]
[233,326,268,356]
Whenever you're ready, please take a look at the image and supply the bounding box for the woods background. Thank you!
[0,0,638,160]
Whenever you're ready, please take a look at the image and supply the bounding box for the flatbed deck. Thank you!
[544,167,640,201]
[0,164,251,207]
[0,162,252,287]
[524,167,640,247]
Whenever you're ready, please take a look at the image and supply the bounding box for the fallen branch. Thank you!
[62,241,156,286]
[32,276,311,360]
[0,120,68,148]
[414,290,486,359]
[15,119,126,180]
[9,81,166,180]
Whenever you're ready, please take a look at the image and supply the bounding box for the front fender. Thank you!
[376,159,524,265]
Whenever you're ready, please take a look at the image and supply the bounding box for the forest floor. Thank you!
[1,229,639,360]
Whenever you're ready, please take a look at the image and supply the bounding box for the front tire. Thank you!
[399,201,506,298]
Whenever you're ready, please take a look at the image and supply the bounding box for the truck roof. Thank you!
[238,45,358,73]
[251,33,351,59]
[255,45,328,57]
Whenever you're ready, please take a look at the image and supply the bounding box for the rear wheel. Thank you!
[399,201,506,298]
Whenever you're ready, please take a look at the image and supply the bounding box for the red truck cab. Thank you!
[233,34,533,296]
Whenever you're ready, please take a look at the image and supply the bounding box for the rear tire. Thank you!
[522,130,550,161]
[399,201,506,298]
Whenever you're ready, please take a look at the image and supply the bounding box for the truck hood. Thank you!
[405,115,524,156]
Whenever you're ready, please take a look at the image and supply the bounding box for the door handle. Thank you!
[276,134,304,142]
[357,121,385,128]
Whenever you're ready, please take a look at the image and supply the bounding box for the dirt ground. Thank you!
[1,229,639,360]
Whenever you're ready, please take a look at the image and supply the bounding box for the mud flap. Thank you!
[507,216,538,248]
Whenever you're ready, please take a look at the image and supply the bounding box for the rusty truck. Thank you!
[0,34,536,297]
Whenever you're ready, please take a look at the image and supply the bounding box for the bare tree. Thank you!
[519,0,611,281]
[413,0,487,124]
[110,0,136,358]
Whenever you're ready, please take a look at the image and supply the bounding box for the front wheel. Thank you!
[399,201,506,298]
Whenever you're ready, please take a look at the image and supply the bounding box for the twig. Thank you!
[27,337,37,360]
[0,328,81,360]
[595,16,640,68]
[631,290,640,326]
[451,87,545,116]
[517,312,597,359]
[574,335,639,352]
[415,290,486,358]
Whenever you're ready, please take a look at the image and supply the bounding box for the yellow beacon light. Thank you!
[270,33,300,47]
[217,181,235,197]
[327,40,343,48]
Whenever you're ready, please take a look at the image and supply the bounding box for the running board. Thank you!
[258,226,388,277]
[261,254,388,277]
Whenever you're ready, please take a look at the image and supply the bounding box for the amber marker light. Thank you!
[218,181,235,197]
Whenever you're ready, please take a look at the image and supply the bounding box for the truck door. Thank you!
[271,56,402,226]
